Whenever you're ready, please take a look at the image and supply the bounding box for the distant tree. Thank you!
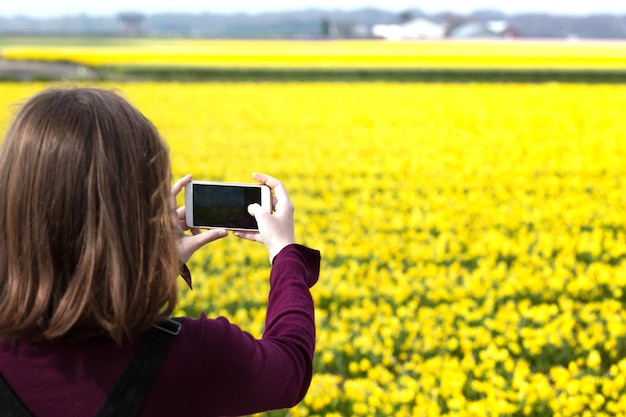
[440,13,474,36]
[118,12,145,36]
[399,10,414,23]
[320,17,332,37]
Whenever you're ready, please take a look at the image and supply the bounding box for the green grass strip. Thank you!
[99,66,626,83]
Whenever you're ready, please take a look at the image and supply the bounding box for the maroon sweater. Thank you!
[0,244,320,417]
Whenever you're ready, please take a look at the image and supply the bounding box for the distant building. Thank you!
[447,20,520,38]
[372,18,445,40]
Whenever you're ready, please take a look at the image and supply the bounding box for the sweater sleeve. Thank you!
[181,244,320,416]
[263,244,320,402]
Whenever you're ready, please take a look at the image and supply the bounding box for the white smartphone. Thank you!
[185,180,272,231]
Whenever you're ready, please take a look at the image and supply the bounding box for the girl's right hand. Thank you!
[233,173,295,262]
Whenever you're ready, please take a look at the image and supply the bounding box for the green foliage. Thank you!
[101,65,626,83]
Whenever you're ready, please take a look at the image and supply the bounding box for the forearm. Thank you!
[262,244,320,405]
[194,244,321,416]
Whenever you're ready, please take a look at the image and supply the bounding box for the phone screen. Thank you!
[192,183,261,229]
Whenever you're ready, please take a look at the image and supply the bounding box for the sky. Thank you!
[3,1,626,18]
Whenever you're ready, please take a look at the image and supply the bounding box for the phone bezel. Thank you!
[185,180,272,231]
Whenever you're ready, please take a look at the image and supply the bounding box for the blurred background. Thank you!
[1,0,626,39]
[4,3,626,417]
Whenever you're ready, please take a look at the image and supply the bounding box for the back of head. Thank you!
[0,87,180,345]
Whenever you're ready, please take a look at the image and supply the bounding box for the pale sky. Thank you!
[3,1,626,18]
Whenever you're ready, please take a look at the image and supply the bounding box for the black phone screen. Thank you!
[192,184,261,229]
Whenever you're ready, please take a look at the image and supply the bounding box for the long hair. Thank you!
[0,87,181,345]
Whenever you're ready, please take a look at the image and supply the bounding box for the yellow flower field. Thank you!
[3,39,626,69]
[2,81,626,416]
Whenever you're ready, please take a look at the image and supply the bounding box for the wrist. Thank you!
[269,241,295,264]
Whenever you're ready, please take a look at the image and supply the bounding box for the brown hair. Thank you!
[0,87,181,345]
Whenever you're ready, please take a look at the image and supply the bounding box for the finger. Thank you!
[233,230,262,242]
[179,229,228,263]
[248,202,271,218]
[171,174,193,198]
[248,202,260,216]
[252,173,292,209]
[188,229,228,247]
[252,172,281,189]
[176,206,186,220]
[176,206,191,231]
[179,220,190,232]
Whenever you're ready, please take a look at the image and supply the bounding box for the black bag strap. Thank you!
[0,318,183,417]
[0,317,183,417]
[94,317,183,417]
[0,373,32,417]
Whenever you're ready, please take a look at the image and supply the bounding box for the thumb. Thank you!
[247,203,266,217]
[179,229,227,263]
[190,228,228,247]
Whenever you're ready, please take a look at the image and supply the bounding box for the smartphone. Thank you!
[185,180,272,231]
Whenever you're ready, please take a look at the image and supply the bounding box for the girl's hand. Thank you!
[233,173,295,262]
[172,174,227,263]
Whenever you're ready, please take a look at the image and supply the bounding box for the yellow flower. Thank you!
[3,80,626,416]
[587,349,603,371]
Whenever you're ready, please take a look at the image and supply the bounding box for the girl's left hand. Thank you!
[171,174,228,263]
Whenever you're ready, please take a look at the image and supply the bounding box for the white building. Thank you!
[372,18,445,40]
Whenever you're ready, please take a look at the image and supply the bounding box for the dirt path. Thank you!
[0,59,98,81]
